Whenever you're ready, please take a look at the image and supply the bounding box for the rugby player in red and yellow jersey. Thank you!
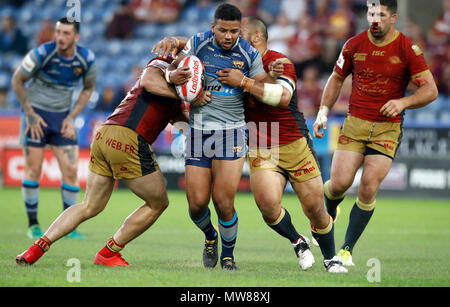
[313,0,438,266]
[217,17,347,273]
[16,57,210,266]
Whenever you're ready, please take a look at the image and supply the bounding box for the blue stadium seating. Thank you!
[0,0,448,119]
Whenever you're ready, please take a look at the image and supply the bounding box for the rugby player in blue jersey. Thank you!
[161,3,282,270]
[11,17,97,239]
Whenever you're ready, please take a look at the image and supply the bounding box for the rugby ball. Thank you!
[175,56,205,102]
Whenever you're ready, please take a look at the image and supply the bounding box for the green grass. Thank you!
[0,187,449,287]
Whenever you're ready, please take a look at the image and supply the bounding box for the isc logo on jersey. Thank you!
[175,56,205,103]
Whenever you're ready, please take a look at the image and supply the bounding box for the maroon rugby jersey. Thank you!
[334,30,430,123]
[245,49,308,147]
[104,57,184,144]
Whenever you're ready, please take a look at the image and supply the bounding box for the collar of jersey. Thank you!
[367,29,400,47]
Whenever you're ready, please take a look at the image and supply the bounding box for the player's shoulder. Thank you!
[343,30,369,50]
[193,30,214,44]
[396,31,425,58]
[76,44,96,64]
[33,41,57,61]
[396,31,415,48]
[188,30,214,52]
[265,49,293,65]
[237,37,259,60]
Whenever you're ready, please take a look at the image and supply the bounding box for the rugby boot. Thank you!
[93,251,130,267]
[293,235,315,270]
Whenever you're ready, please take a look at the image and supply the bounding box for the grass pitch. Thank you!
[0,187,449,287]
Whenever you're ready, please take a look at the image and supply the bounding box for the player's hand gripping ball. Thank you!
[175,56,205,102]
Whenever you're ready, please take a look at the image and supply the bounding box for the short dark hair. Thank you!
[214,3,242,23]
[57,17,80,34]
[367,0,397,14]
[247,17,268,42]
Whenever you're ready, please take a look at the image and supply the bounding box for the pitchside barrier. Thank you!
[1,112,449,198]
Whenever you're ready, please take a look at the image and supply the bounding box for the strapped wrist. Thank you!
[315,106,329,124]
[165,68,173,84]
[240,76,255,92]
[317,106,329,118]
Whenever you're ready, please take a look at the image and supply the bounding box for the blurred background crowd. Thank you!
[0,0,448,123]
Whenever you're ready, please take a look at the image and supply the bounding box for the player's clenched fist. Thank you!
[268,59,284,78]
[313,106,329,139]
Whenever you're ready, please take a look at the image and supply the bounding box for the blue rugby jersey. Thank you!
[20,41,97,112]
[181,30,264,130]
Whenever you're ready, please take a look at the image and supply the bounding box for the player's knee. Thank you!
[358,178,380,201]
[330,179,351,196]
[25,165,42,181]
[155,196,169,213]
[82,202,104,219]
[254,193,281,218]
[63,164,78,180]
[188,190,210,209]
[211,193,234,211]
[302,200,324,220]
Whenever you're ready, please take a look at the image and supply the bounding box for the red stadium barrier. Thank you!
[0,116,21,172]
[3,148,91,188]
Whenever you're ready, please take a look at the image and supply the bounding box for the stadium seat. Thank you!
[0,71,10,87]
[415,110,436,123]
[439,111,450,123]
[0,6,15,19]
[16,7,34,23]
[180,5,200,23]
[134,24,160,39]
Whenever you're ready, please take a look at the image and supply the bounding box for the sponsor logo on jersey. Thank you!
[389,56,402,64]
[412,45,423,56]
[73,67,83,76]
[22,54,36,73]
[354,53,368,61]
[372,50,386,56]
[337,52,345,69]
[233,60,244,69]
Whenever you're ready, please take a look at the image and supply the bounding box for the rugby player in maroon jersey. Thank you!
[16,56,211,266]
[313,0,438,266]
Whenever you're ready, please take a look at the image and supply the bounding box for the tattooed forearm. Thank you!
[68,79,96,119]
[11,68,34,115]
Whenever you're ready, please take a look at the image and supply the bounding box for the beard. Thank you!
[57,40,75,53]
[370,24,385,38]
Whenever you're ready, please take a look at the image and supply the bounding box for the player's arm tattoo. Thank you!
[404,72,438,109]
[67,77,96,120]
[412,75,429,87]
[11,68,34,115]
